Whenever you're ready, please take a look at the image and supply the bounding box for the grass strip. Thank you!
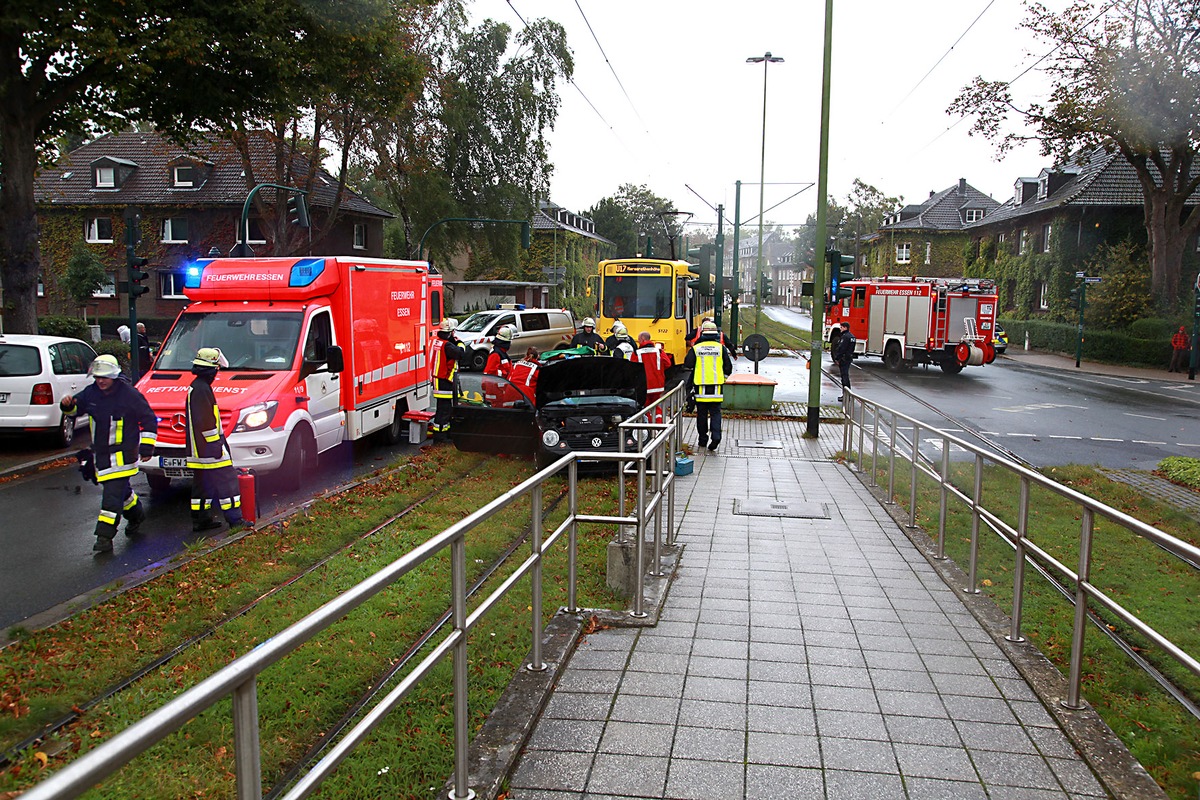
[0,449,627,798]
[865,455,1200,800]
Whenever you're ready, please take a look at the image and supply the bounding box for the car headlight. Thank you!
[541,429,560,447]
[234,401,278,433]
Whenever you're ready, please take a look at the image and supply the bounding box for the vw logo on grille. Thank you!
[171,413,188,433]
[591,437,602,448]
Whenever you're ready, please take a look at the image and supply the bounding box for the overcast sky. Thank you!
[470,0,1068,230]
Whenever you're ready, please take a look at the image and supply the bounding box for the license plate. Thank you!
[164,468,192,478]
[0,393,7,403]
[160,457,188,469]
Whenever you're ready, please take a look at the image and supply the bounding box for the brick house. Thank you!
[865,179,1001,278]
[33,130,392,325]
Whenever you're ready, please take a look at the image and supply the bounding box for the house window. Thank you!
[159,270,187,299]
[924,242,932,265]
[172,166,194,188]
[1041,223,1052,253]
[1038,282,1049,311]
[95,166,115,188]
[245,219,266,244]
[1018,229,1028,255]
[93,272,117,298]
[997,232,1006,243]
[85,217,113,243]
[37,275,44,297]
[964,208,984,222]
[896,242,911,264]
[161,217,189,243]
[353,223,367,250]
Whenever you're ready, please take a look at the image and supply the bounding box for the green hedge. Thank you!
[37,315,92,341]
[1000,318,1171,368]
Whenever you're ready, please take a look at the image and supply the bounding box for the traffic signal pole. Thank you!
[806,0,834,437]
[714,204,725,329]
[1190,273,1199,381]
[124,208,148,382]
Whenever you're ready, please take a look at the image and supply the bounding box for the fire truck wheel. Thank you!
[383,408,406,445]
[939,358,964,375]
[883,342,904,372]
[469,349,488,371]
[280,428,317,490]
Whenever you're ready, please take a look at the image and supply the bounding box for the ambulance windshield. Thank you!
[154,311,304,372]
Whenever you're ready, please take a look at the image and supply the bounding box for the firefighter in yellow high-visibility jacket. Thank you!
[429,318,464,442]
[683,319,733,452]
[186,347,242,531]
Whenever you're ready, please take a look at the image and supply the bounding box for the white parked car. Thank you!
[0,334,97,447]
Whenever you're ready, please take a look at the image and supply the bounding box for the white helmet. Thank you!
[612,321,627,336]
[440,318,457,332]
[496,324,515,343]
[701,319,717,331]
[582,317,596,328]
[90,354,122,379]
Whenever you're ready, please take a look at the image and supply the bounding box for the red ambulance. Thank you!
[138,256,442,490]
[823,276,999,374]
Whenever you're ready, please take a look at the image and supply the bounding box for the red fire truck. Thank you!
[824,277,998,374]
[138,256,443,490]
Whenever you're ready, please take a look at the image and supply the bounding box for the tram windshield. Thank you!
[602,275,673,320]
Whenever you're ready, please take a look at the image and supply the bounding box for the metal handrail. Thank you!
[23,392,685,800]
[840,390,1200,712]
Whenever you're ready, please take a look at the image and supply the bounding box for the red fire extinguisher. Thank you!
[237,468,257,524]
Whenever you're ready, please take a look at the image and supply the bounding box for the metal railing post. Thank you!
[856,398,866,473]
[842,397,851,456]
[667,403,677,547]
[631,454,648,618]
[1063,508,1095,710]
[649,442,665,577]
[232,678,262,800]
[870,405,879,486]
[936,435,949,559]
[568,460,579,613]
[1007,476,1029,643]
[965,453,982,594]
[617,424,627,543]
[886,411,897,504]
[908,426,920,528]
[528,483,546,672]
[450,536,473,800]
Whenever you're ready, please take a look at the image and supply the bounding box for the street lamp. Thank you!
[747,51,783,325]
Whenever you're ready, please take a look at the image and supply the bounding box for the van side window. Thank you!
[305,312,333,362]
[523,313,549,332]
[495,314,516,331]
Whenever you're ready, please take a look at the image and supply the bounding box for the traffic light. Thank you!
[127,250,150,300]
[686,243,715,296]
[288,191,310,228]
[759,269,773,301]
[826,248,855,299]
[1068,286,1084,309]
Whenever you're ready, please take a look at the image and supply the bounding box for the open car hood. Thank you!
[535,356,646,409]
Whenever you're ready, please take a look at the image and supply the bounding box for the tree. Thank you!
[587,184,681,259]
[0,0,312,333]
[949,0,1200,306]
[61,243,108,322]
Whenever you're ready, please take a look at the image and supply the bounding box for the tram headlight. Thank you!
[541,429,560,447]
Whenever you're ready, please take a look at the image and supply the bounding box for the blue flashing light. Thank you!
[289,258,326,287]
[184,260,210,289]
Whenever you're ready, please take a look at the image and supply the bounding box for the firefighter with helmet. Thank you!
[570,317,606,352]
[485,324,515,378]
[186,347,243,531]
[430,318,464,443]
[683,319,733,452]
[605,321,636,358]
[59,354,158,552]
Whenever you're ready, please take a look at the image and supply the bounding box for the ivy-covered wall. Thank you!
[862,231,974,278]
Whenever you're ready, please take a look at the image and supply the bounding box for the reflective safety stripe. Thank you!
[433,390,453,400]
[696,386,723,402]
[98,509,119,524]
[122,492,140,511]
[188,457,234,470]
[693,342,725,389]
[139,431,157,447]
[97,463,139,480]
[111,418,123,447]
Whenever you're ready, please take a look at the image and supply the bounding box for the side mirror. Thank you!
[325,346,345,373]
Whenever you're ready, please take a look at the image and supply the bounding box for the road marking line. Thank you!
[1048,435,1084,439]
[1091,437,1124,442]
[1124,413,1166,421]
[1132,440,1167,445]
[1005,433,1036,437]
[1179,443,1200,448]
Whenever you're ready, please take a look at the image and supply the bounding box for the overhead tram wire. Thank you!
[573,0,648,132]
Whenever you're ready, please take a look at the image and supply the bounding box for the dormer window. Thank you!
[964,208,984,223]
[95,167,115,188]
[90,156,138,189]
[172,166,194,188]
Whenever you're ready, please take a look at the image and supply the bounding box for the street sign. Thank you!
[1075,271,1086,278]
[1084,277,1101,284]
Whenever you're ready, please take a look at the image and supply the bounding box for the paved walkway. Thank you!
[504,416,1135,800]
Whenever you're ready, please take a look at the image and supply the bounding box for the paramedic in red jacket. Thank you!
[631,332,672,416]
[508,347,541,405]
[430,318,464,442]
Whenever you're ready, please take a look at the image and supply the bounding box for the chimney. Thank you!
[959,178,967,196]
[929,190,935,198]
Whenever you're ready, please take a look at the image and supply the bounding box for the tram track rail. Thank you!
[0,454,558,771]
[826,356,1200,725]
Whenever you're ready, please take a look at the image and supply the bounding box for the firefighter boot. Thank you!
[192,505,222,533]
[123,500,146,537]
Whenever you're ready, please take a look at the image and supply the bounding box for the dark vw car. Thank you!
[449,356,647,468]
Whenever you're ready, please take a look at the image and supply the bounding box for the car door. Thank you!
[301,310,343,452]
[448,371,536,455]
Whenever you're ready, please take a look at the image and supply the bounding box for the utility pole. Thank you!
[714,204,726,329]
[807,0,834,437]
[730,182,742,351]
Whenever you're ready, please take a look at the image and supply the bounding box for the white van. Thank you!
[455,308,576,370]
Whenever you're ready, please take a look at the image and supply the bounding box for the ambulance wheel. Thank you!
[883,342,904,372]
[281,428,317,490]
[147,473,173,495]
[939,359,963,375]
[383,408,406,446]
[469,350,487,371]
